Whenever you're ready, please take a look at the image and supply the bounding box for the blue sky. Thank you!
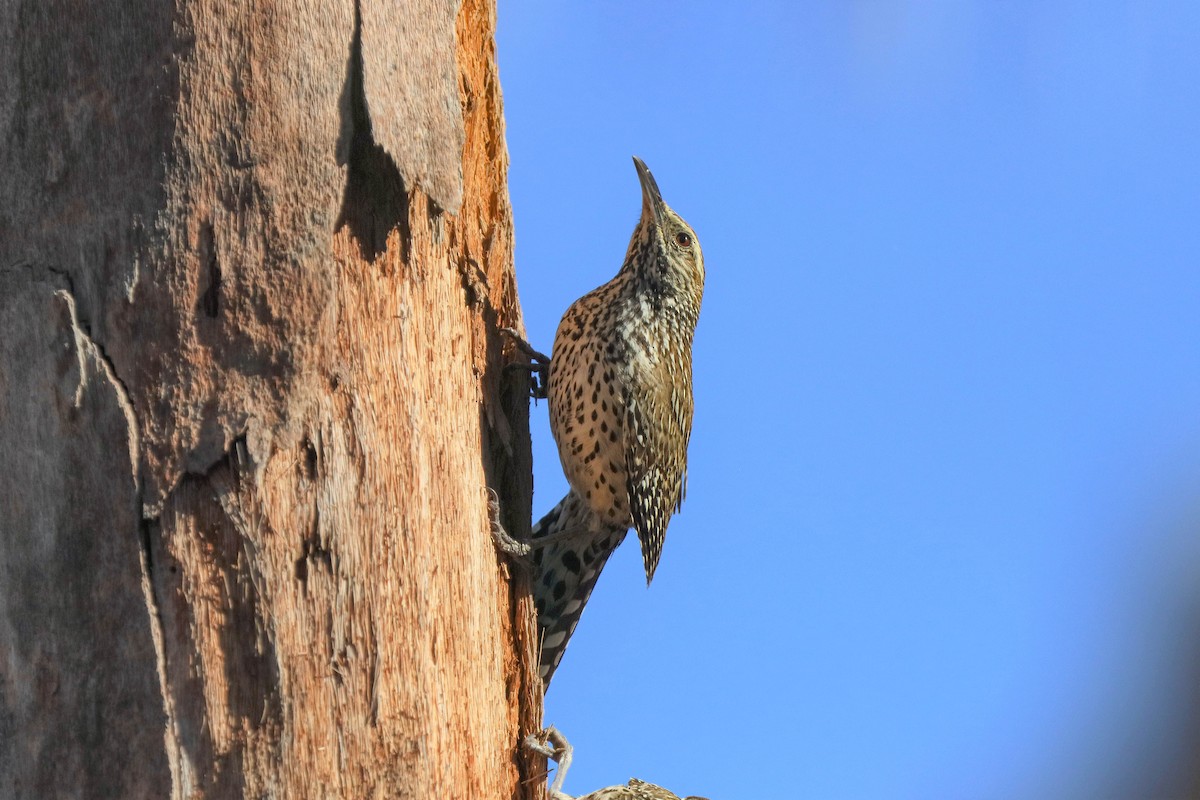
[496,4,1200,797]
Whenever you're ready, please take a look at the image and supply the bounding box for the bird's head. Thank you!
[624,157,705,306]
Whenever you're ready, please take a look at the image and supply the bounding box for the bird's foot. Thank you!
[525,725,574,800]
[487,488,533,562]
[500,327,550,400]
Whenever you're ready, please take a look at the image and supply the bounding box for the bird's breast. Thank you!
[548,321,633,529]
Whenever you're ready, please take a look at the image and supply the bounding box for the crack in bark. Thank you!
[198,219,221,319]
[38,273,188,791]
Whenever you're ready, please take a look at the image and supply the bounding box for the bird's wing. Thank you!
[623,363,692,584]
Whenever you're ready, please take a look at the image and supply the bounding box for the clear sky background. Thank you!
[496,4,1200,798]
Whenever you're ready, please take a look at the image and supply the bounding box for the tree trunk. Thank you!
[0,0,544,797]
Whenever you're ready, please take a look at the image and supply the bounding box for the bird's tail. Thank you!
[532,491,627,687]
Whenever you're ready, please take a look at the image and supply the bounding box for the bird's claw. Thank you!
[487,488,533,562]
[523,733,556,759]
[500,327,551,364]
[525,725,574,799]
[500,327,550,400]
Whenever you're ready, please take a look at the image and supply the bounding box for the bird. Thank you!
[507,156,705,685]
[525,726,709,800]
[573,779,710,800]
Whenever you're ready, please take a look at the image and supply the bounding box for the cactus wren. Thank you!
[507,156,704,685]
[574,779,709,800]
[526,726,709,800]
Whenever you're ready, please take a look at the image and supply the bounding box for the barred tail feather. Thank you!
[532,491,627,686]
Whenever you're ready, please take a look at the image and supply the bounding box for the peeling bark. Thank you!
[0,0,543,797]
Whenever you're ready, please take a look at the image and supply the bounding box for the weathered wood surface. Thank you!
[0,0,543,797]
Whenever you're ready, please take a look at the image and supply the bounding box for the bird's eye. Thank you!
[675,231,692,248]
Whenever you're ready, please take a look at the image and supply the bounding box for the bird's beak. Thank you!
[633,156,665,224]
